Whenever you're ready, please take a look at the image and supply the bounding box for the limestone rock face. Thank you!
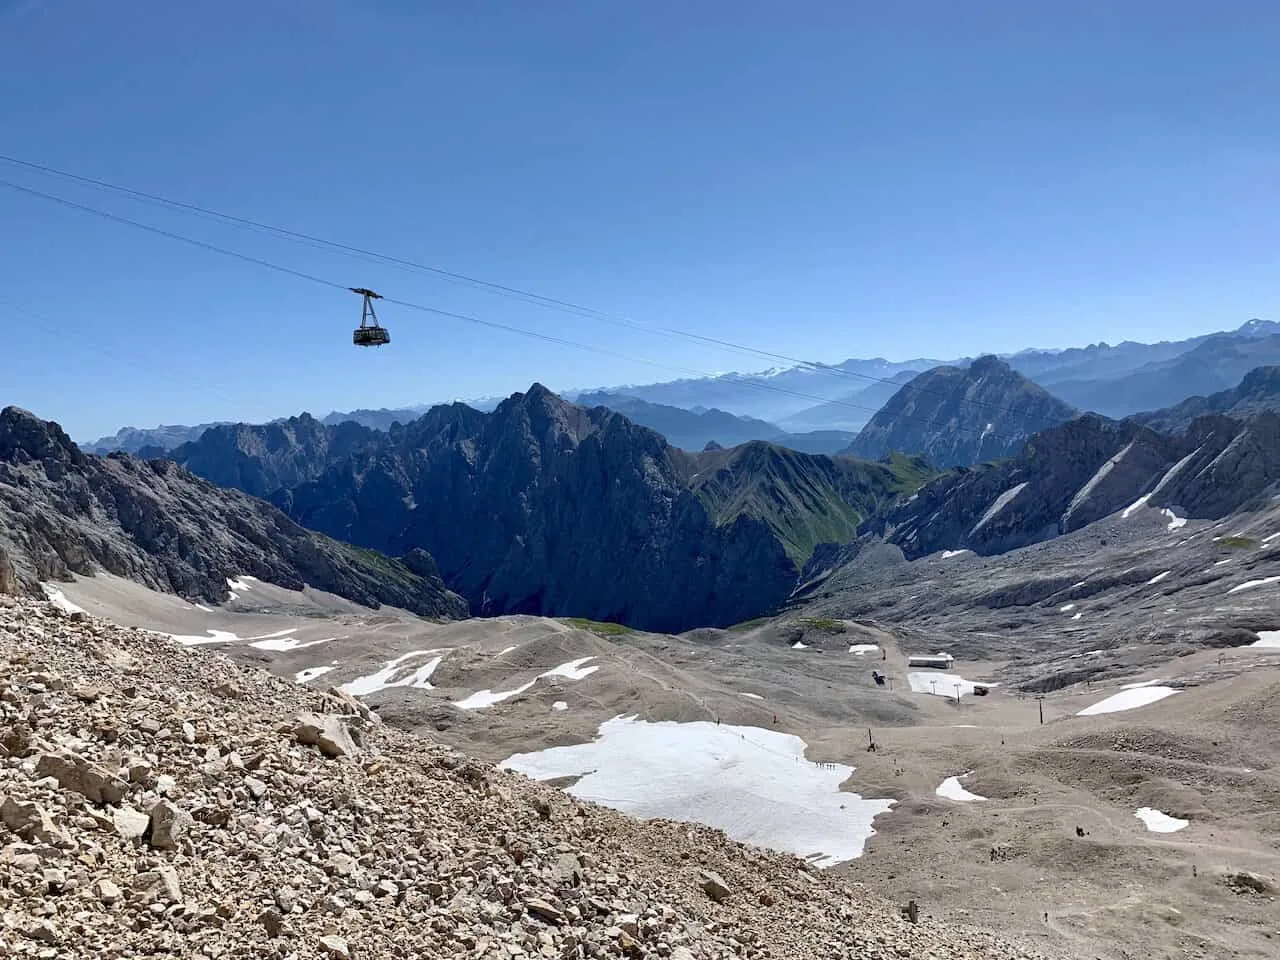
[847,356,1078,468]
[0,406,466,618]
[866,411,1280,558]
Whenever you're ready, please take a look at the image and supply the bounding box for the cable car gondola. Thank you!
[351,287,390,346]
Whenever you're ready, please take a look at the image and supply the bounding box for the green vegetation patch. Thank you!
[1219,536,1256,549]
[560,617,634,637]
[798,616,846,633]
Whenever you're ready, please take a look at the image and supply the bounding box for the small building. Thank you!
[907,653,955,670]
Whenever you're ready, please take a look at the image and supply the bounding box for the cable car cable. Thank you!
[0,175,1059,444]
[0,152,1065,428]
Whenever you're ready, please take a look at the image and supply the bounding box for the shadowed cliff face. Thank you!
[214,385,918,633]
[865,411,1280,559]
[0,406,466,618]
[847,355,1078,468]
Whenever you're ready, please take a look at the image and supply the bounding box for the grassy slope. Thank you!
[683,442,935,568]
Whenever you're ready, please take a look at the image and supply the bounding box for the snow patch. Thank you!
[741,692,765,700]
[940,549,971,559]
[1147,571,1171,585]
[168,629,242,647]
[1059,603,1076,613]
[552,701,568,712]
[456,658,603,711]
[1161,508,1186,531]
[1250,631,1280,649]
[41,584,85,615]
[541,657,599,681]
[970,482,1029,536]
[1077,686,1177,716]
[848,644,879,656]
[250,635,335,653]
[1121,448,1201,519]
[295,665,337,684]
[500,716,894,867]
[907,672,994,699]
[1071,612,1083,621]
[1065,442,1133,520]
[340,650,445,696]
[1135,808,1188,833]
[1228,576,1280,595]
[936,773,986,802]
[792,641,810,650]
[193,603,213,613]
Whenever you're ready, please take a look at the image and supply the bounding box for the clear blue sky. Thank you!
[2,0,1278,440]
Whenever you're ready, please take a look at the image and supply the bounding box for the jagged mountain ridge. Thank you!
[1048,331,1280,418]
[166,385,924,632]
[0,406,466,617]
[863,409,1280,559]
[845,355,1079,467]
[1129,365,1280,435]
[166,413,380,499]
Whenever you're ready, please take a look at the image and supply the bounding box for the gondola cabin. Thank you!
[350,287,390,347]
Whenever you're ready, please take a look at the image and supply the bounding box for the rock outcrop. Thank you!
[846,356,1077,468]
[0,594,1055,959]
[0,406,466,617]
[865,410,1280,558]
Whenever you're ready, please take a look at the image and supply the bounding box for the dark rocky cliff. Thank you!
[0,406,466,618]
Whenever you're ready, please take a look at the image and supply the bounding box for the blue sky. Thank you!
[2,0,1278,440]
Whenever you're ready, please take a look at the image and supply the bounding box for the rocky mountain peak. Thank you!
[0,406,85,469]
[845,362,1077,469]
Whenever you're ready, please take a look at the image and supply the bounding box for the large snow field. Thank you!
[1077,686,1177,716]
[907,672,995,699]
[501,716,894,867]
[1135,808,1188,833]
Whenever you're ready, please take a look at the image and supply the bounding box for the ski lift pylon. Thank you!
[350,287,390,346]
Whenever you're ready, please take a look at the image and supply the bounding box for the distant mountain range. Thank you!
[84,318,1279,457]
[574,391,855,454]
[1130,366,1280,434]
[846,356,1079,468]
[0,407,466,617]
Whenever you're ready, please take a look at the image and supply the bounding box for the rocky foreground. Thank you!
[0,597,1060,960]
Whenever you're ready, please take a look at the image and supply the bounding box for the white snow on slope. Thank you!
[1077,686,1177,716]
[907,672,994,699]
[340,650,445,696]
[541,657,599,681]
[1135,808,1188,833]
[552,701,568,712]
[1147,571,1172,585]
[295,665,337,684]
[1121,448,1202,519]
[792,641,809,650]
[248,628,297,641]
[497,645,519,656]
[1250,631,1280,649]
[1065,442,1133,520]
[500,716,894,867]
[168,629,242,647]
[1059,603,1076,612]
[457,681,536,710]
[40,584,85,615]
[1228,576,1280,595]
[1265,531,1280,544]
[970,482,1029,536]
[193,603,213,612]
[1071,612,1083,620]
[457,658,602,711]
[936,773,986,802]
[1122,679,1165,690]
[940,549,971,559]
[1161,508,1187,531]
[741,692,765,700]
[848,644,879,656]
[251,635,335,653]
